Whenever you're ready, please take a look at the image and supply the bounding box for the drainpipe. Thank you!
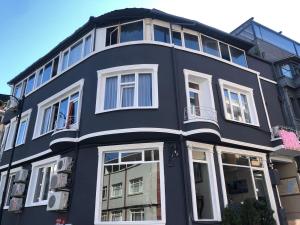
[169,23,193,225]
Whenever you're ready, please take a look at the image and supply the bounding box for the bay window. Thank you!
[219,79,259,126]
[95,142,165,224]
[96,64,158,113]
[153,25,170,43]
[202,35,220,57]
[172,31,182,46]
[229,46,247,67]
[184,33,200,51]
[33,79,83,138]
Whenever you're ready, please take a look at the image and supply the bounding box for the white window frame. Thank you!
[187,141,221,221]
[110,183,123,198]
[219,79,259,126]
[25,155,60,207]
[4,109,32,150]
[130,208,145,221]
[0,167,22,209]
[94,142,166,225]
[59,31,94,73]
[96,64,159,113]
[216,146,279,224]
[32,79,84,139]
[184,69,217,125]
[128,177,143,195]
[151,20,172,44]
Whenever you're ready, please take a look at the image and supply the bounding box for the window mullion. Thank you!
[135,73,138,107]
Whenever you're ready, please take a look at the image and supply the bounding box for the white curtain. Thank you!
[138,73,152,106]
[104,76,118,110]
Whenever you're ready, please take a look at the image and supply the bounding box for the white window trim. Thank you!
[128,177,143,195]
[184,69,217,125]
[32,79,84,139]
[219,79,260,126]
[4,108,32,151]
[0,167,22,209]
[96,64,159,114]
[95,142,166,225]
[216,146,279,225]
[186,141,221,221]
[25,155,60,207]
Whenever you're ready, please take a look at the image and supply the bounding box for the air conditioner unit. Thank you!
[8,197,23,212]
[50,173,69,190]
[57,157,73,173]
[11,183,26,197]
[47,191,69,211]
[14,169,29,183]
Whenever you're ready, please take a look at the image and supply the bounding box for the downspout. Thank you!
[169,23,193,225]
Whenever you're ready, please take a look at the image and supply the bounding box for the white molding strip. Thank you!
[0,149,52,170]
[259,76,277,84]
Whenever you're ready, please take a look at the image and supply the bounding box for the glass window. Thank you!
[52,57,59,77]
[220,43,231,61]
[0,125,10,151]
[202,35,220,57]
[25,74,35,95]
[42,62,52,84]
[230,47,247,67]
[68,40,83,66]
[103,72,154,110]
[189,148,219,220]
[14,83,23,99]
[1,174,16,207]
[184,33,200,50]
[189,82,201,117]
[40,106,52,135]
[83,35,92,57]
[220,152,270,206]
[16,119,28,146]
[61,51,69,72]
[281,64,293,78]
[36,69,43,88]
[120,21,143,43]
[106,26,118,46]
[56,97,69,129]
[99,146,162,222]
[154,25,170,43]
[172,31,182,46]
[68,92,79,125]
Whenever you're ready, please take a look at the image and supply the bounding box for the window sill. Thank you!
[25,201,47,207]
[110,196,122,200]
[224,117,260,128]
[95,106,158,114]
[128,192,143,196]
[184,118,219,127]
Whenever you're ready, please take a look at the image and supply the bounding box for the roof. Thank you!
[8,8,253,85]
[274,55,300,64]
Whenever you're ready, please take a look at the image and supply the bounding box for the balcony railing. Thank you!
[54,113,77,132]
[184,106,218,123]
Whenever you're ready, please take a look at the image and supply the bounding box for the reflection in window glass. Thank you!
[68,40,83,66]
[253,170,269,204]
[220,43,231,61]
[101,148,161,222]
[56,97,69,129]
[42,62,52,84]
[120,21,143,43]
[25,74,35,94]
[281,64,293,78]
[184,33,200,50]
[230,47,247,67]
[41,107,52,135]
[83,35,92,57]
[14,83,23,99]
[172,31,182,46]
[61,51,69,72]
[202,35,220,57]
[154,25,170,43]
[16,120,28,145]
[222,153,249,166]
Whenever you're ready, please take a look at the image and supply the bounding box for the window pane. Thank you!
[101,151,161,222]
[172,31,182,46]
[41,167,51,200]
[121,86,134,107]
[5,175,15,206]
[222,153,249,166]
[61,51,69,71]
[230,91,242,121]
[104,76,118,110]
[36,70,43,88]
[33,168,44,202]
[253,170,269,204]
[49,103,59,131]
[83,35,92,57]
[281,64,293,78]
[68,40,83,66]
[69,99,78,125]
[106,26,118,46]
[154,25,170,43]
[223,165,256,205]
[52,57,59,77]
[193,162,213,219]
[184,33,200,50]
[14,84,22,99]
[131,209,144,221]
[42,62,52,84]
[104,152,119,164]
[230,47,247,67]
[120,21,143,43]
[16,120,27,145]
[189,91,200,116]
[202,36,220,57]
[25,74,35,94]
[57,97,69,129]
[41,107,52,134]
[223,89,232,120]
[138,73,152,107]
[220,43,231,61]
[121,152,142,162]
[192,151,206,161]
[240,94,251,123]
[250,157,263,167]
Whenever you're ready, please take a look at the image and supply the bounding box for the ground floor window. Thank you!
[95,142,165,224]
[187,142,221,221]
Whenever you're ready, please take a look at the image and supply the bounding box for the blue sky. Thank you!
[1,0,300,94]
